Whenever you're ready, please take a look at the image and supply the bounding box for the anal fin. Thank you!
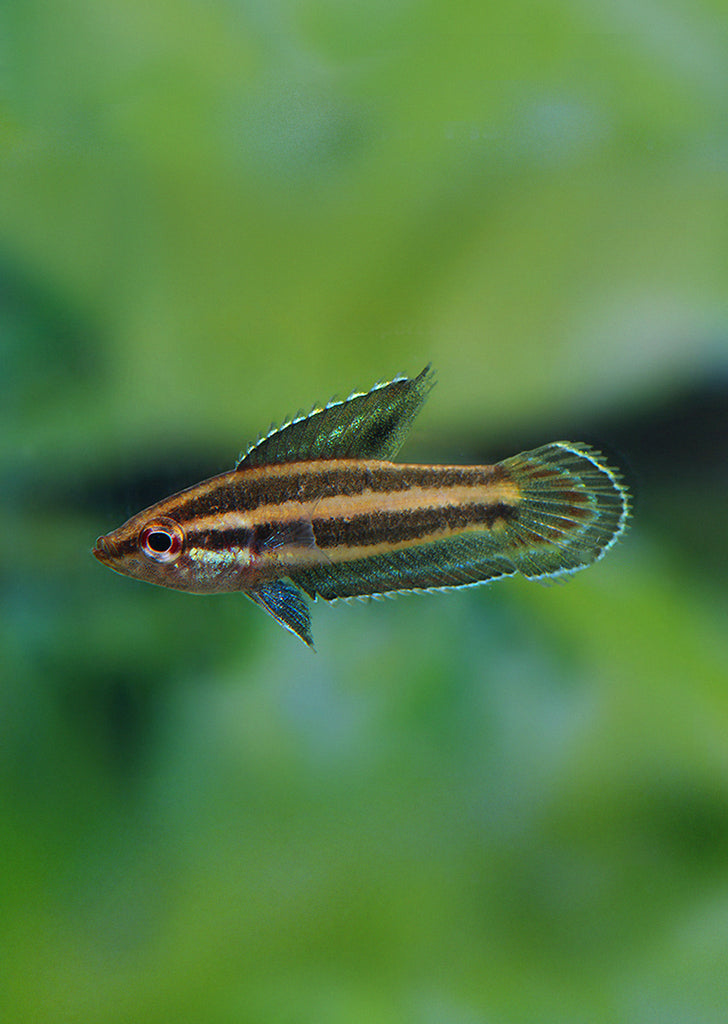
[292,533,517,600]
[248,579,315,648]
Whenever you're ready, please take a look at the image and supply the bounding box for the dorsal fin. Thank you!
[236,365,435,468]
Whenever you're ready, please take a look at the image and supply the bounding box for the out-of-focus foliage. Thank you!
[1,2,727,1022]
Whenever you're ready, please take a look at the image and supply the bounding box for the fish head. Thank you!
[93,510,235,592]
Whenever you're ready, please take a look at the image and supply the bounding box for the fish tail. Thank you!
[498,442,630,579]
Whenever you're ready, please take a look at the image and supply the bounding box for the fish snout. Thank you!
[93,534,119,562]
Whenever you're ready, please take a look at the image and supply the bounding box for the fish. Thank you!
[93,366,630,648]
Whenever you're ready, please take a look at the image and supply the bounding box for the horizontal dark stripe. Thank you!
[189,523,317,555]
[186,500,517,557]
[188,527,254,552]
[313,501,518,550]
[171,475,271,521]
[171,462,507,521]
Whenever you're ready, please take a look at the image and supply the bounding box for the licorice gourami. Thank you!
[93,366,629,647]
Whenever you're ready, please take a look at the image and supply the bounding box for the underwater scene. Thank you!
[2,3,728,1022]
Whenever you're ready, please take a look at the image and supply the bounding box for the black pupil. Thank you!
[148,531,172,553]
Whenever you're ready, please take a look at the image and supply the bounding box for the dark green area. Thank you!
[2,3,728,1021]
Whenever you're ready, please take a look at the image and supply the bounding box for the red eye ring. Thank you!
[140,518,185,563]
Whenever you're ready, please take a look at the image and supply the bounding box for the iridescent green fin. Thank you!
[248,579,314,648]
[237,365,435,468]
[496,442,630,579]
[292,533,517,601]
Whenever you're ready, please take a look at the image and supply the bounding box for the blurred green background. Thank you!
[2,2,728,1021]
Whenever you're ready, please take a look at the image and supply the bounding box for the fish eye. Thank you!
[140,519,185,563]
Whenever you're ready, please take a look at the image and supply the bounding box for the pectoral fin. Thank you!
[248,579,315,648]
[255,519,317,554]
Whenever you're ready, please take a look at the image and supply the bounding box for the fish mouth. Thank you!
[93,534,118,563]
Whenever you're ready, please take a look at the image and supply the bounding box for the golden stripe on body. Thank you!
[174,466,521,537]
[160,458,512,513]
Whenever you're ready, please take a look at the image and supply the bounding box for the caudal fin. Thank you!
[497,442,630,580]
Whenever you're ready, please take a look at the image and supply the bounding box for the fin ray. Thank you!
[496,442,630,579]
[248,579,315,647]
[256,519,317,553]
[237,365,435,468]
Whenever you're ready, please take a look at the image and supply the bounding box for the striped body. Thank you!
[96,459,522,592]
[94,367,629,646]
